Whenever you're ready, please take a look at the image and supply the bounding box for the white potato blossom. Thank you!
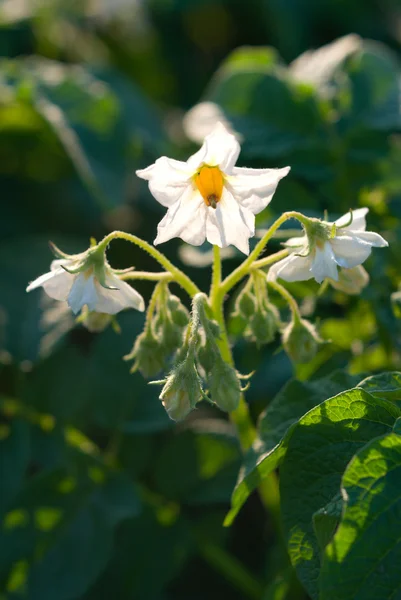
[268,208,388,284]
[27,257,145,315]
[137,122,290,255]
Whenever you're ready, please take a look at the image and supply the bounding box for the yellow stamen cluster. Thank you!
[194,165,224,209]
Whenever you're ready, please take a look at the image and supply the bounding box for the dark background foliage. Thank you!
[0,1,400,598]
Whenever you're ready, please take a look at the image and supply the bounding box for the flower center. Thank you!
[194,165,224,209]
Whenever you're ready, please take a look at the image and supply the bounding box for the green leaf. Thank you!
[84,507,192,600]
[320,432,401,600]
[279,389,401,599]
[0,453,140,599]
[0,418,30,515]
[0,57,165,211]
[258,370,362,449]
[153,424,241,505]
[21,311,171,432]
[0,236,76,362]
[342,42,401,132]
[205,45,329,160]
[312,492,343,552]
[357,371,401,401]
[224,371,361,526]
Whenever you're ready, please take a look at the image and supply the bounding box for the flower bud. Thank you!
[282,317,322,364]
[124,331,165,378]
[197,342,215,375]
[236,290,256,318]
[328,265,369,295]
[167,295,190,327]
[160,318,184,355]
[208,358,241,412]
[247,305,280,346]
[160,357,202,421]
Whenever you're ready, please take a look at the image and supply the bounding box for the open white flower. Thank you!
[137,122,290,255]
[27,258,145,315]
[268,208,388,284]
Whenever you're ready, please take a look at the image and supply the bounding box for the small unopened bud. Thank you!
[160,358,202,421]
[125,331,165,378]
[282,317,322,363]
[329,265,369,295]
[197,342,215,375]
[208,359,241,412]
[247,305,280,346]
[78,309,113,333]
[167,295,190,327]
[161,319,184,354]
[236,290,256,318]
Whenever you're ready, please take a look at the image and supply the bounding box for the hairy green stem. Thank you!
[120,271,173,282]
[219,211,307,299]
[98,231,201,298]
[251,248,289,271]
[210,245,222,304]
[267,280,301,319]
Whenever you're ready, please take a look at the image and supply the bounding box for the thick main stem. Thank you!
[98,231,201,298]
[208,248,256,450]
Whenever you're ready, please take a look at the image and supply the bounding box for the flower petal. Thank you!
[93,273,145,314]
[330,234,375,268]
[335,207,368,231]
[352,230,388,247]
[268,252,314,282]
[191,122,240,174]
[154,187,206,246]
[68,272,98,315]
[27,266,74,301]
[183,101,233,144]
[227,166,290,213]
[311,243,338,282]
[205,188,254,255]
[284,235,307,248]
[136,157,192,207]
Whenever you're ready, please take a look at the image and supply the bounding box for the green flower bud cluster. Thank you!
[125,283,190,378]
[156,294,243,421]
[282,316,323,364]
[234,271,280,347]
[195,296,241,413]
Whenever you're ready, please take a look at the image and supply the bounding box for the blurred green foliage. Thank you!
[1,0,401,598]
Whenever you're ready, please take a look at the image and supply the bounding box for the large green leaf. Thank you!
[21,311,171,432]
[0,57,165,211]
[0,452,140,599]
[279,389,401,599]
[0,418,30,516]
[357,371,401,401]
[83,507,192,600]
[204,45,329,161]
[224,371,361,525]
[0,236,76,362]
[153,424,241,506]
[320,432,401,600]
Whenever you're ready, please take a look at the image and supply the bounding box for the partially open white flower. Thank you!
[268,208,388,284]
[137,122,290,255]
[328,264,369,295]
[27,257,145,315]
